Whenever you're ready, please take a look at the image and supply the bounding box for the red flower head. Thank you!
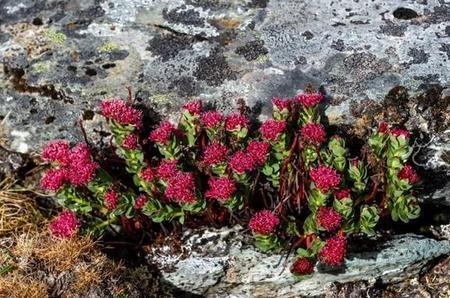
[247,141,270,166]
[41,168,67,191]
[310,165,341,193]
[201,111,224,129]
[290,257,315,276]
[157,160,179,181]
[398,165,419,185]
[42,140,71,165]
[150,121,176,145]
[225,113,249,132]
[316,207,342,232]
[272,97,291,111]
[165,172,196,204]
[101,99,142,128]
[379,122,389,134]
[49,210,79,239]
[295,92,324,108]
[301,123,326,145]
[391,128,409,139]
[139,166,155,182]
[67,144,98,186]
[229,150,255,174]
[205,177,236,201]
[104,190,119,210]
[134,194,148,209]
[260,119,286,141]
[335,188,351,200]
[318,235,347,266]
[183,100,202,115]
[203,143,228,166]
[122,134,138,150]
[249,210,280,235]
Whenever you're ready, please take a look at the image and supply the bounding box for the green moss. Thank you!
[43,29,66,44]
[98,43,120,53]
[256,54,270,63]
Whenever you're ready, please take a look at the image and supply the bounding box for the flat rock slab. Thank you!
[147,227,450,297]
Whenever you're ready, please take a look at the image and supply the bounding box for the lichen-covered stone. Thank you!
[148,227,450,297]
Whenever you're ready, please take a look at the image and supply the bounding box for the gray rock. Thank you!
[148,227,450,297]
[1,0,450,152]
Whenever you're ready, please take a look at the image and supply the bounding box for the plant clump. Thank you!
[40,89,421,278]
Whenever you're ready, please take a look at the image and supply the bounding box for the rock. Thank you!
[1,0,450,152]
[148,227,450,297]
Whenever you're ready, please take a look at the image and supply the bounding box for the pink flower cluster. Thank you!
[139,166,155,182]
[41,168,68,191]
[101,99,142,128]
[41,140,71,166]
[183,100,202,115]
[134,194,148,209]
[229,150,255,174]
[225,113,249,132]
[104,190,119,210]
[247,141,270,166]
[150,121,176,145]
[391,128,409,139]
[318,235,347,266]
[290,257,315,276]
[122,134,138,150]
[49,210,79,239]
[301,123,326,145]
[316,207,342,232]
[41,143,98,191]
[203,143,228,166]
[260,119,286,141]
[295,92,323,108]
[335,189,351,200]
[156,160,178,181]
[249,210,280,235]
[205,177,236,201]
[201,111,224,129]
[310,165,341,193]
[165,172,196,203]
[398,165,419,185]
[272,97,291,111]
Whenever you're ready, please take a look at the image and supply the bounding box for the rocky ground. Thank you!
[1,0,450,297]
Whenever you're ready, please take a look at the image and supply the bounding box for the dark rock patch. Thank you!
[393,7,419,20]
[331,39,345,51]
[193,48,236,86]
[408,48,430,64]
[235,40,268,61]
[147,33,196,62]
[248,0,269,8]
[169,76,199,97]
[439,43,450,59]
[302,31,314,40]
[163,6,205,27]
[380,20,408,37]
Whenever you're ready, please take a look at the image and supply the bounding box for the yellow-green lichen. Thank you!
[32,62,50,73]
[150,94,172,104]
[255,54,270,63]
[43,29,66,44]
[98,43,120,53]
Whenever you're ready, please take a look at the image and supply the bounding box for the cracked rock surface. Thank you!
[148,227,450,297]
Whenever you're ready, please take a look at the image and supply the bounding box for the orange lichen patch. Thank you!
[213,18,241,29]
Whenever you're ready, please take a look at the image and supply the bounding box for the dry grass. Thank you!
[0,231,135,297]
[0,273,48,298]
[0,177,43,237]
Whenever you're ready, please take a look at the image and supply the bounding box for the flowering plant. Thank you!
[41,88,420,278]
